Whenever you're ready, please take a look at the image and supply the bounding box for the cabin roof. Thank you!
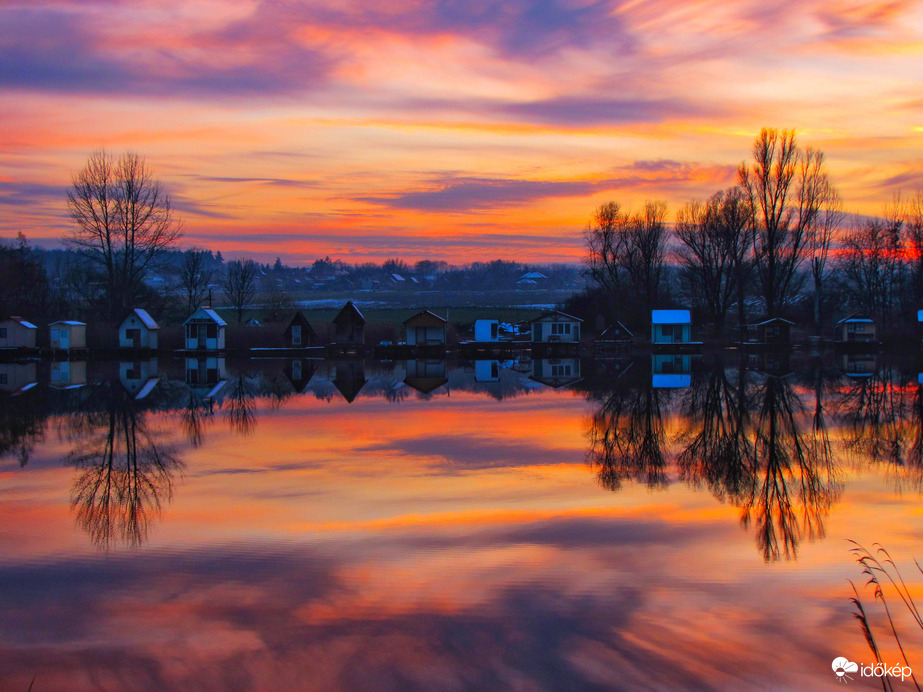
[4,317,36,329]
[752,317,794,326]
[836,315,874,324]
[49,320,86,326]
[184,307,227,326]
[600,321,633,337]
[404,310,446,327]
[127,308,159,330]
[332,301,366,325]
[532,310,582,323]
[651,309,690,324]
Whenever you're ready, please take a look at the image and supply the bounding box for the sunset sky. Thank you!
[1,0,921,264]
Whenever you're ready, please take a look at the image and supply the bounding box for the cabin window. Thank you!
[491,323,498,340]
[0,373,7,384]
[0,328,6,338]
[550,364,572,377]
[551,323,571,335]
[293,361,302,380]
[207,323,218,339]
[292,325,302,345]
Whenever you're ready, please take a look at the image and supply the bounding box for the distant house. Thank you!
[184,307,226,350]
[835,314,877,343]
[332,301,366,346]
[530,311,582,344]
[474,319,499,343]
[0,317,37,349]
[747,317,794,346]
[119,308,159,349]
[284,312,316,347]
[598,321,633,343]
[651,310,691,345]
[404,310,447,346]
[49,320,86,350]
[520,271,547,281]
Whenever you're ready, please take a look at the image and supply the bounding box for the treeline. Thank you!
[572,128,923,339]
[0,236,580,326]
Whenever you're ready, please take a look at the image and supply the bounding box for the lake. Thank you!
[1,353,922,690]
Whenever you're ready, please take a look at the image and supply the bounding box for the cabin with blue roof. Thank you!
[651,310,692,345]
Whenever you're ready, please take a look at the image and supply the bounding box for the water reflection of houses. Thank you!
[185,357,227,397]
[0,362,37,394]
[332,360,367,402]
[284,359,317,393]
[474,359,500,382]
[530,358,581,388]
[404,359,448,394]
[747,351,793,378]
[651,354,691,388]
[840,352,878,378]
[50,361,87,389]
[119,359,159,399]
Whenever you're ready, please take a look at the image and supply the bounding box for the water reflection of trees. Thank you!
[586,378,670,492]
[66,385,183,548]
[836,363,923,490]
[588,360,843,561]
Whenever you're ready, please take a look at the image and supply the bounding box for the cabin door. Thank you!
[127,329,141,347]
[198,324,207,348]
[292,325,301,346]
[58,329,69,349]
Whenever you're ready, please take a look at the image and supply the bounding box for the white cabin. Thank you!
[184,307,226,350]
[474,319,499,343]
[530,311,582,344]
[119,309,159,349]
[49,321,87,350]
[0,317,37,349]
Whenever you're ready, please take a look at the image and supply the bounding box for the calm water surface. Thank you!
[2,354,922,691]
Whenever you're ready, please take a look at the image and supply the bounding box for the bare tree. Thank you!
[223,259,258,323]
[178,249,213,313]
[676,188,753,334]
[738,129,835,317]
[584,200,668,319]
[65,150,182,320]
[839,213,904,328]
[901,189,923,306]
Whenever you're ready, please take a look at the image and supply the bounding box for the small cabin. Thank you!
[119,309,159,349]
[184,307,227,350]
[598,321,633,343]
[474,319,499,343]
[651,310,691,345]
[530,311,582,344]
[49,321,87,350]
[748,317,793,346]
[404,310,447,346]
[332,301,366,346]
[185,356,227,396]
[284,312,316,347]
[835,315,877,343]
[0,317,37,349]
